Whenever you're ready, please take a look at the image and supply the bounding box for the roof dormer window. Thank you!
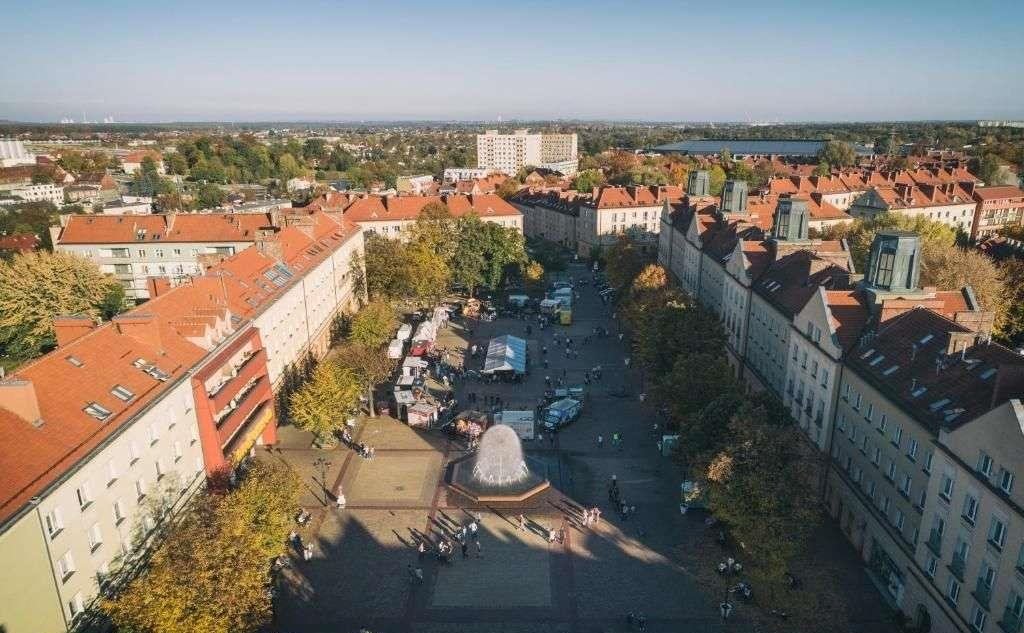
[110,385,135,402]
[84,402,112,421]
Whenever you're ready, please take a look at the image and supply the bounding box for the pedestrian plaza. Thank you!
[272,263,898,633]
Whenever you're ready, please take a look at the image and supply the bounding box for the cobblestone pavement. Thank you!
[273,262,897,633]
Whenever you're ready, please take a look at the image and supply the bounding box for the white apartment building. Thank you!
[52,212,277,300]
[476,130,579,177]
[4,183,65,206]
[850,184,977,234]
[341,194,523,241]
[0,139,36,167]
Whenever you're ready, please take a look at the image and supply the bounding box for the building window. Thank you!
[113,499,126,525]
[57,550,76,581]
[174,440,183,462]
[970,604,987,631]
[75,483,93,510]
[989,517,1008,550]
[946,577,961,605]
[69,592,85,620]
[44,507,64,538]
[136,478,147,501]
[977,452,994,478]
[907,438,918,461]
[924,451,933,474]
[999,468,1015,495]
[891,425,903,448]
[925,554,937,577]
[940,473,954,501]
[963,495,979,525]
[148,423,160,445]
[111,384,134,401]
[129,441,141,465]
[88,522,103,551]
[900,474,912,497]
[106,459,118,486]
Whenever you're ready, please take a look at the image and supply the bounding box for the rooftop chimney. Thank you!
[113,313,162,351]
[52,315,97,347]
[0,379,42,425]
[254,227,284,262]
[146,277,172,298]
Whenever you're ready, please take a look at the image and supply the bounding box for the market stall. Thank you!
[408,402,438,428]
[482,334,527,376]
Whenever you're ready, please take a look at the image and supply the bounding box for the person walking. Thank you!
[518,514,526,531]
[475,540,483,558]
[460,539,468,559]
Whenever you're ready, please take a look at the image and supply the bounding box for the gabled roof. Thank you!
[339,193,520,223]
[973,185,1024,202]
[753,249,853,317]
[847,307,1024,431]
[57,212,275,245]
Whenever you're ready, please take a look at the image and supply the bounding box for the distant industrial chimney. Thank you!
[687,170,710,197]
[721,180,748,215]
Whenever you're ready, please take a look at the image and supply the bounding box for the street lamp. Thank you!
[313,457,332,506]
[717,556,742,622]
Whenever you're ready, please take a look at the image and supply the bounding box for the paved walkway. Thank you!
[272,262,896,633]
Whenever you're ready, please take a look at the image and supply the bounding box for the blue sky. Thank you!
[1,0,1022,122]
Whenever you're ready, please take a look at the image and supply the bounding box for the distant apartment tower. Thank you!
[476,130,578,176]
[0,139,36,167]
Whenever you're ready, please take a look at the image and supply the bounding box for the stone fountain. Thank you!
[448,424,550,503]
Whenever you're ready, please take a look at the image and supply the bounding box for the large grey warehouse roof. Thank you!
[651,139,873,157]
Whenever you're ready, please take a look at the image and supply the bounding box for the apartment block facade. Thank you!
[476,130,579,176]
[0,210,365,632]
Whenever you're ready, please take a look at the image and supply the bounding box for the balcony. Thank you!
[926,530,943,556]
[207,348,262,399]
[949,554,965,581]
[1000,610,1022,633]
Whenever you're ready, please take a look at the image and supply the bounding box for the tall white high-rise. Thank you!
[476,130,578,176]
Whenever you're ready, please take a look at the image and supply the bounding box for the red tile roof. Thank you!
[339,194,520,223]
[973,185,1024,202]
[847,308,1024,431]
[0,234,41,253]
[56,212,275,245]
[0,210,362,525]
[121,150,163,164]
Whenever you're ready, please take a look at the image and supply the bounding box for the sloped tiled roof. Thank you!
[847,308,1024,431]
[57,213,275,244]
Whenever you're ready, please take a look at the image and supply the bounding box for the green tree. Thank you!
[412,202,457,263]
[303,138,327,162]
[999,258,1024,347]
[977,153,1002,185]
[0,201,60,249]
[289,361,361,445]
[705,403,820,587]
[655,352,739,425]
[165,152,189,175]
[334,342,395,417]
[812,161,831,176]
[194,183,226,209]
[708,164,727,196]
[348,300,397,349]
[572,169,606,192]
[603,236,648,290]
[31,172,54,185]
[0,251,124,360]
[451,215,488,295]
[364,234,409,300]
[817,140,856,169]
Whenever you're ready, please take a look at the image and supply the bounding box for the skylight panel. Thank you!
[911,386,927,397]
[869,355,886,367]
[110,385,135,401]
[929,398,952,412]
[883,365,899,376]
[84,402,112,421]
[860,348,876,359]
[919,333,934,345]
[65,355,84,367]
[980,368,997,380]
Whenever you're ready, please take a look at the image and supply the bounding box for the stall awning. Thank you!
[482,334,527,374]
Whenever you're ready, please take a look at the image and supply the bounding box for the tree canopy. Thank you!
[348,300,397,349]
[102,460,300,633]
[289,361,361,444]
[0,251,124,361]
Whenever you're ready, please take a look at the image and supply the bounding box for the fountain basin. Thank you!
[447,453,550,503]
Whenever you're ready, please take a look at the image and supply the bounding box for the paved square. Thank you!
[344,452,442,506]
[429,514,553,608]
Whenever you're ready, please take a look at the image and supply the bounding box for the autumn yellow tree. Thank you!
[103,460,300,633]
[289,360,361,446]
[523,260,545,296]
[334,342,396,417]
[0,251,124,360]
[348,300,397,349]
